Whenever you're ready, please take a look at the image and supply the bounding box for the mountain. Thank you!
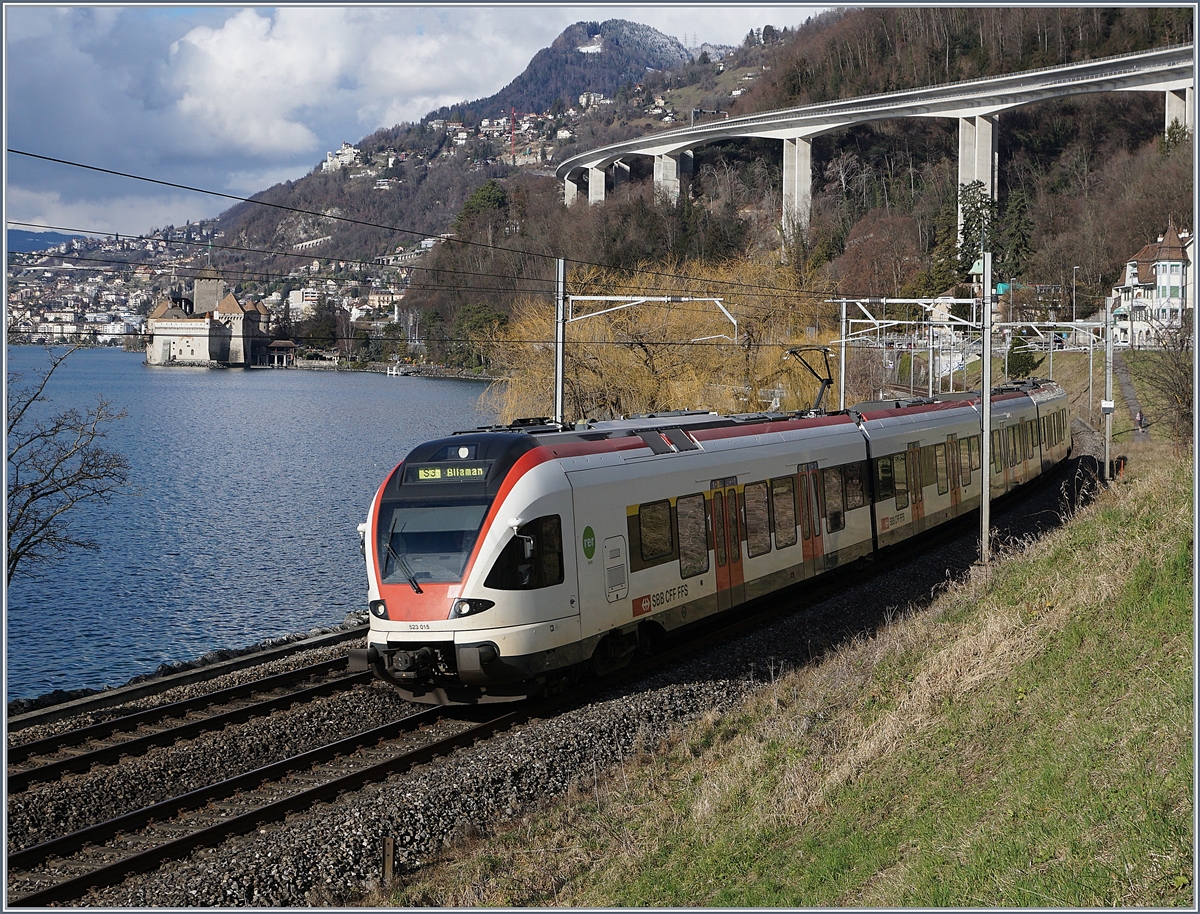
[211,20,715,278]
[7,230,87,253]
[429,20,694,124]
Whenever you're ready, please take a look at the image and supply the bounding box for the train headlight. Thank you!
[369,599,389,619]
[450,598,495,619]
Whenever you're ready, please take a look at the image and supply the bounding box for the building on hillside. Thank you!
[322,142,360,171]
[1110,221,1193,347]
[145,276,272,367]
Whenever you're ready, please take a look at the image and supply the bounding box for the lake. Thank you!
[5,347,494,700]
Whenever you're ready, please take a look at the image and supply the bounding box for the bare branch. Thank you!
[6,348,135,584]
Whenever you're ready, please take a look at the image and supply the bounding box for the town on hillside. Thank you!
[7,221,1192,370]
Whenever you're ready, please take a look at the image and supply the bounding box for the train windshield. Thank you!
[377,500,490,585]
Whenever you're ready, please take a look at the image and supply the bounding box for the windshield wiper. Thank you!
[389,546,424,594]
[386,517,423,593]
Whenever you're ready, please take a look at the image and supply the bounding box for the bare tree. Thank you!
[1135,325,1194,445]
[7,347,133,584]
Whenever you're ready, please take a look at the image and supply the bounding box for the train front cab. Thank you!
[357,432,586,703]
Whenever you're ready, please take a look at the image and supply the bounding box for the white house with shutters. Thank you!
[1110,221,1192,347]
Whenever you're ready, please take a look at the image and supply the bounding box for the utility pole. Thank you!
[1103,295,1114,479]
[980,252,993,569]
[553,258,565,425]
[838,299,847,410]
[1072,265,1079,324]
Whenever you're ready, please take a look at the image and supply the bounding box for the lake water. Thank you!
[5,347,494,700]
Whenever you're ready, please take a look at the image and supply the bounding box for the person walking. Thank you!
[1135,409,1145,433]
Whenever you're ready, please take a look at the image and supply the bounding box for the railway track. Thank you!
[6,705,518,907]
[6,601,773,908]
[7,659,371,793]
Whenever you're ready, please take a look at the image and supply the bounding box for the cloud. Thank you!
[5,5,824,235]
[7,186,210,237]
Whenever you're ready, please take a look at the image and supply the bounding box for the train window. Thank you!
[959,438,971,485]
[484,515,564,590]
[677,494,709,579]
[823,466,845,533]
[934,444,949,495]
[726,490,740,562]
[744,482,771,557]
[893,453,909,510]
[921,445,936,490]
[875,456,895,501]
[992,430,1004,473]
[378,500,490,585]
[845,462,866,510]
[771,477,797,549]
[1031,418,1041,451]
[799,476,812,540]
[713,494,727,566]
[969,435,982,471]
[639,501,674,562]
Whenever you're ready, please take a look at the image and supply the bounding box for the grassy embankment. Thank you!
[379,360,1193,908]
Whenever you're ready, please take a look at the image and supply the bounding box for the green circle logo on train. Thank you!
[582,526,596,560]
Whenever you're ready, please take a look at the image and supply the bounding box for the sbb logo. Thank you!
[633,595,652,617]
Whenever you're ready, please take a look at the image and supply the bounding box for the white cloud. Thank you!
[6,4,826,236]
[8,186,212,237]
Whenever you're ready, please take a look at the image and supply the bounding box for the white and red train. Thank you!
[352,379,1071,704]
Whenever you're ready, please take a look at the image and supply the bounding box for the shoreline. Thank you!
[5,612,369,719]
[5,345,504,382]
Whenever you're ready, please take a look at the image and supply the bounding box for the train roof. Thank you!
[424,378,1067,466]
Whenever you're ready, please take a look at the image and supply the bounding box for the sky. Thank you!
[4,3,826,238]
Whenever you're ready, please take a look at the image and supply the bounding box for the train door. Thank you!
[724,486,745,606]
[906,442,925,533]
[710,482,745,610]
[799,463,825,576]
[712,488,731,611]
[947,434,962,512]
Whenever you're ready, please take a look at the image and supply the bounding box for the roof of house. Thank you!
[216,292,245,314]
[148,297,192,321]
[1127,221,1190,285]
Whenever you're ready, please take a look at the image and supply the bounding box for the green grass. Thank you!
[375,456,1192,908]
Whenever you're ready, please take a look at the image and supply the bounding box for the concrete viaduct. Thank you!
[556,44,1194,237]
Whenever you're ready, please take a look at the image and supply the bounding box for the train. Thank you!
[350,378,1071,704]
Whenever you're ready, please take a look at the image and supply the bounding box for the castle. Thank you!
[145,266,272,367]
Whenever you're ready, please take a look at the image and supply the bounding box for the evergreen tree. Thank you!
[928,203,961,294]
[996,189,1034,278]
[957,180,998,278]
